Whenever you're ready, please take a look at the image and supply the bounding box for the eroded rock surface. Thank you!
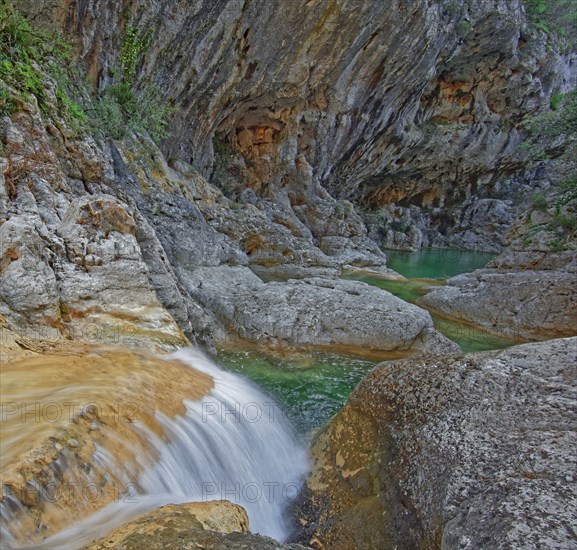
[418,250,577,340]
[0,101,450,356]
[0,343,212,544]
[186,266,459,354]
[13,0,576,255]
[0,106,192,350]
[295,337,577,549]
[18,0,573,205]
[86,501,308,550]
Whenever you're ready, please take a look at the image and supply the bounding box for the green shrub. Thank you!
[90,82,173,142]
[550,92,564,110]
[525,89,577,141]
[549,236,565,250]
[0,6,172,144]
[444,1,461,17]
[552,212,576,229]
[89,25,172,143]
[522,85,577,250]
[523,0,577,49]
[531,192,548,210]
[0,2,89,131]
[558,177,577,205]
[0,84,16,116]
[0,2,49,108]
[455,20,472,37]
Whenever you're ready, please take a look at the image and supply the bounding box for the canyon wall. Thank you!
[3,0,575,353]
[16,0,575,212]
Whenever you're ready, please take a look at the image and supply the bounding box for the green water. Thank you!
[385,248,497,279]
[217,349,377,435]
[217,248,515,436]
[344,248,519,353]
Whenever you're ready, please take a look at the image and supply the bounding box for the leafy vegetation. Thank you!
[531,192,548,211]
[0,1,77,118]
[525,89,577,142]
[120,26,152,86]
[523,90,577,249]
[0,4,173,144]
[524,0,577,49]
[90,25,173,143]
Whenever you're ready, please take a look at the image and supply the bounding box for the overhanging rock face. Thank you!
[17,0,572,206]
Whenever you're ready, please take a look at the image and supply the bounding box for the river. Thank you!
[1,248,518,548]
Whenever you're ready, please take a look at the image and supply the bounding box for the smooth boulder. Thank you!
[295,337,577,549]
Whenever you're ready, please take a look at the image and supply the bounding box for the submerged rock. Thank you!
[294,337,577,549]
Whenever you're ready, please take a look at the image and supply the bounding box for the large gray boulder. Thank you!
[186,266,458,354]
[418,251,577,341]
[295,337,577,549]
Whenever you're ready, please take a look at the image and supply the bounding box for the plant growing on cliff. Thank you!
[0,2,88,130]
[523,90,577,249]
[0,1,55,111]
[120,26,152,86]
[90,25,173,143]
[525,89,577,142]
[1,3,41,93]
[531,192,548,211]
[524,0,577,49]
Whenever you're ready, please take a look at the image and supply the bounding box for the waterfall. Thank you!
[2,349,309,549]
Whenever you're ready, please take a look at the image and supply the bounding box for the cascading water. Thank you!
[2,349,309,549]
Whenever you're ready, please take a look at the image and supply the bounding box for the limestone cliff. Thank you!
[14,0,576,229]
[2,0,575,352]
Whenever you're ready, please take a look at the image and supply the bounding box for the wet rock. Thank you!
[295,337,577,549]
[86,501,308,549]
[85,501,250,549]
[0,344,213,544]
